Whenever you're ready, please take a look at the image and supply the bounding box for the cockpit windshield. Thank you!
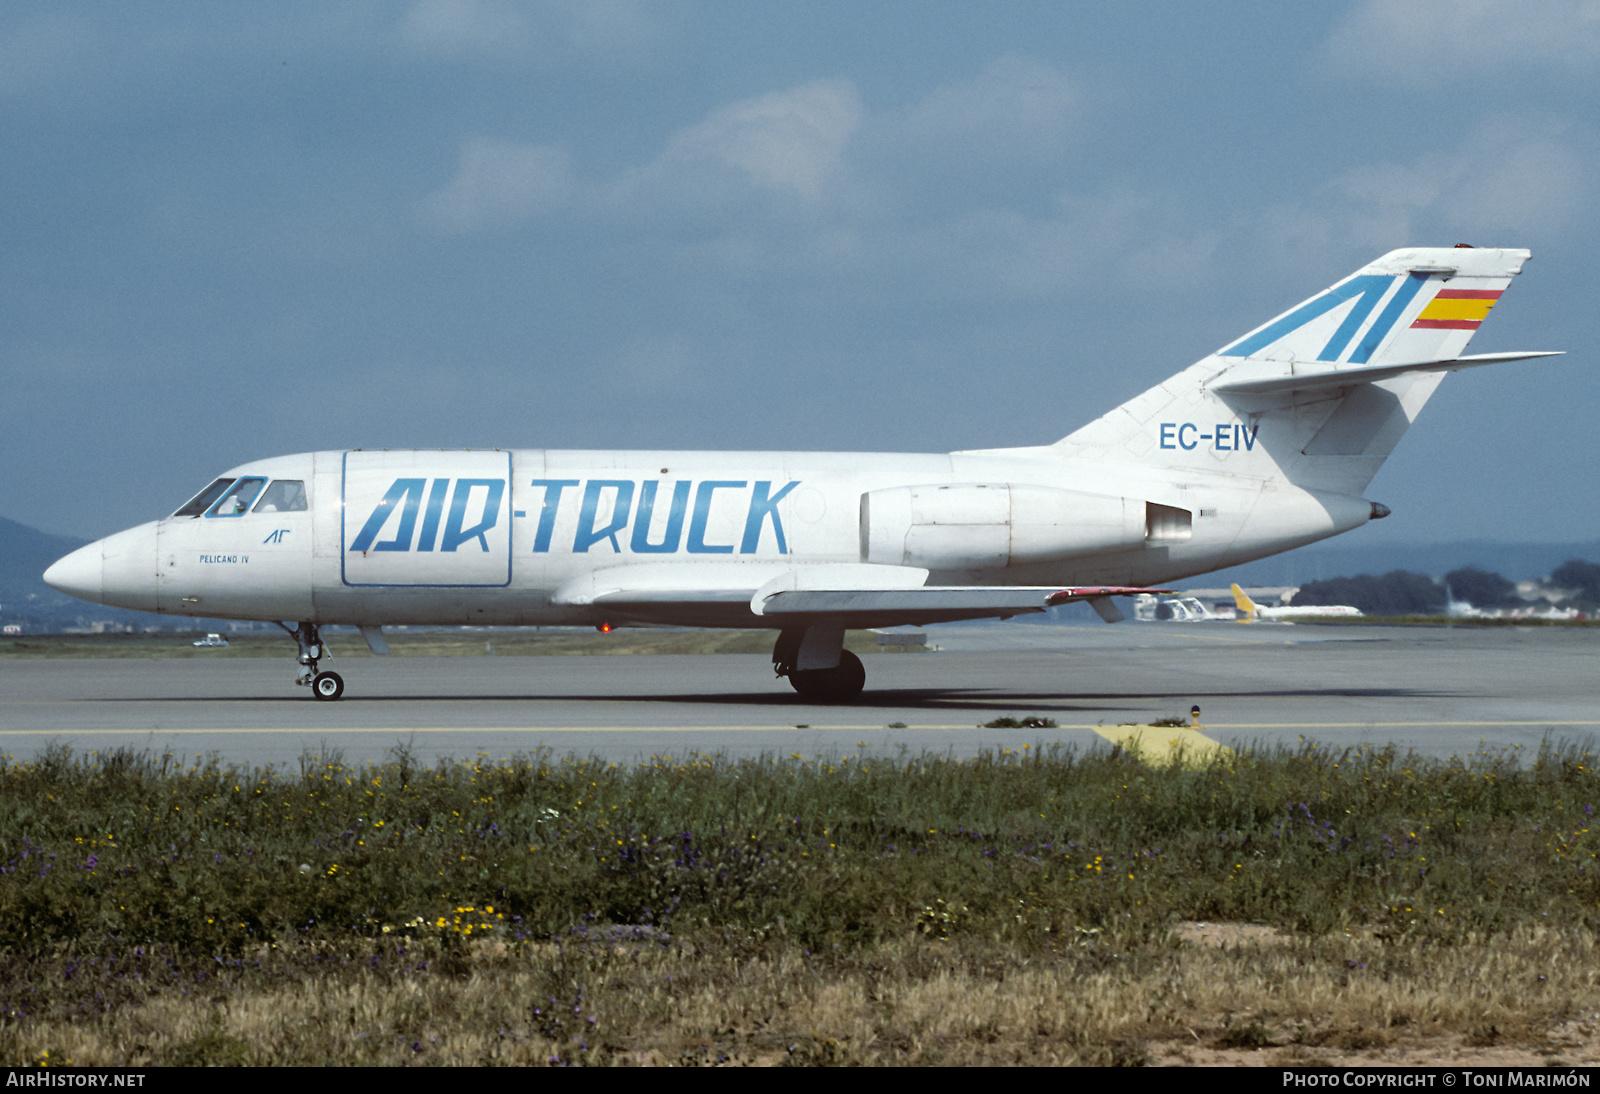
[172,477,278,518]
[253,480,307,513]
[174,478,235,518]
[207,478,266,517]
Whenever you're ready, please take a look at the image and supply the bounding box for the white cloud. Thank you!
[1255,117,1591,261]
[1321,0,1600,85]
[420,79,865,234]
[420,138,576,233]
[897,190,1218,301]
[646,78,865,203]
[889,54,1083,164]
[1441,122,1585,234]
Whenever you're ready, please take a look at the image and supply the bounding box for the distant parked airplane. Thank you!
[45,247,1555,700]
[1231,584,1362,622]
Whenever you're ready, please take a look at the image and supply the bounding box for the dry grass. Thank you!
[9,926,1600,1066]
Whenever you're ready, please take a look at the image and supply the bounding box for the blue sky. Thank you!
[4,1,1597,545]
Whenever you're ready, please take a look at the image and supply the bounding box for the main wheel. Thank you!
[312,671,345,702]
[788,649,865,703]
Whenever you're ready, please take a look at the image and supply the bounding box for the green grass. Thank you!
[2,739,1597,955]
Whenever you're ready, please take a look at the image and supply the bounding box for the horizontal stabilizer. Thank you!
[1210,351,1563,396]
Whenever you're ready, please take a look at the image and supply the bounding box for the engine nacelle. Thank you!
[859,483,1168,569]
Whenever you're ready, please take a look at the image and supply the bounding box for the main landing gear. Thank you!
[278,621,344,701]
[773,626,866,703]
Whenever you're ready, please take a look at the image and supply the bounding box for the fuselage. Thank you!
[45,446,1372,629]
[1254,604,1364,619]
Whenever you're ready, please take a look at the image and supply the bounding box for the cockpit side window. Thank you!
[253,480,308,513]
[206,477,267,517]
[174,478,236,518]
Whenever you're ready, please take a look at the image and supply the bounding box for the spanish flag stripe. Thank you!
[1411,290,1500,330]
[1411,318,1483,330]
[1418,297,1497,322]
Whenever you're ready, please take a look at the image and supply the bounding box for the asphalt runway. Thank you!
[3,623,1600,769]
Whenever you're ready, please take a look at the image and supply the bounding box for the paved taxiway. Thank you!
[4,624,1599,768]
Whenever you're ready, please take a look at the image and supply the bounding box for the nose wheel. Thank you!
[278,621,345,701]
[311,671,345,702]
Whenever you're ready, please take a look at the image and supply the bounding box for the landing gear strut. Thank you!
[773,627,866,703]
[278,621,344,701]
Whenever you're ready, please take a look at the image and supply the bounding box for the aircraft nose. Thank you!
[44,523,160,612]
[44,542,103,602]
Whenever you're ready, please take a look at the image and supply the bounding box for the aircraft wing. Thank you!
[555,563,1170,627]
[754,585,1174,626]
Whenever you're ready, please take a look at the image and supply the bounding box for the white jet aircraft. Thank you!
[44,246,1558,702]
[1229,584,1363,621]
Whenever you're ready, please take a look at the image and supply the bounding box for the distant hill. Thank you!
[0,517,88,631]
[0,516,84,593]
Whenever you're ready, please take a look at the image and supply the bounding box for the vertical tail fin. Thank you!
[1214,247,1523,370]
[1052,247,1549,497]
[1230,584,1259,621]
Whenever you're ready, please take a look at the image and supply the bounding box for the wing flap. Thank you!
[590,589,753,605]
[760,587,1056,616]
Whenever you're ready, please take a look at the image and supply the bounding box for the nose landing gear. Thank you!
[278,621,344,701]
